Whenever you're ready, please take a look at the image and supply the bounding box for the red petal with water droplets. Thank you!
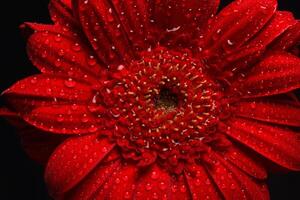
[93,164,138,200]
[75,0,135,67]
[205,155,248,199]
[207,153,269,200]
[20,23,60,38]
[134,165,171,199]
[153,0,219,48]
[270,21,300,51]
[248,11,296,48]
[65,160,121,200]
[217,11,296,83]
[24,105,102,134]
[230,53,300,98]
[223,117,300,170]
[169,175,191,200]
[109,0,157,52]
[185,164,221,200]
[234,100,300,127]
[45,135,115,195]
[221,144,267,179]
[215,44,264,83]
[153,0,219,31]
[27,24,105,83]
[49,0,78,28]
[200,0,277,57]
[2,75,93,113]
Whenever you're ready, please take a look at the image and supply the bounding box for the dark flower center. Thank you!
[155,87,179,111]
[90,47,227,173]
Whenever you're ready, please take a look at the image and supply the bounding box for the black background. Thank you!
[0,0,299,199]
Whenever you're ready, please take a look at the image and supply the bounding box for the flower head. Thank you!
[1,0,300,199]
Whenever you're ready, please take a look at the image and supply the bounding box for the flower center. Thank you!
[90,47,226,173]
[155,87,179,111]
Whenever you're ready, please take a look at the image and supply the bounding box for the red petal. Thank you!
[221,144,267,179]
[248,11,296,48]
[65,160,121,200]
[153,0,219,30]
[185,164,221,200]
[24,105,102,134]
[223,117,300,170]
[230,53,300,98]
[21,129,66,165]
[207,153,269,200]
[109,0,158,51]
[45,135,115,195]
[0,108,16,117]
[93,164,138,200]
[169,175,191,200]
[49,0,78,28]
[2,75,93,113]
[134,165,171,199]
[213,44,264,83]
[204,9,295,81]
[200,0,277,57]
[75,0,135,67]
[270,21,300,51]
[153,0,219,48]
[26,24,105,83]
[234,100,300,127]
[0,109,67,165]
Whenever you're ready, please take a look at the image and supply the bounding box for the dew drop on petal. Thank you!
[124,192,131,199]
[87,55,97,66]
[88,125,98,133]
[102,147,108,153]
[64,78,76,88]
[151,171,158,180]
[115,178,120,184]
[72,43,82,52]
[30,77,37,84]
[145,183,152,191]
[57,114,64,122]
[159,181,167,190]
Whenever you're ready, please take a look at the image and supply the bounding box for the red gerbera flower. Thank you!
[1,0,300,199]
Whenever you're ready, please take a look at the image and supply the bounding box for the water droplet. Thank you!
[159,181,167,190]
[87,55,97,66]
[81,114,89,123]
[55,59,62,67]
[58,49,65,56]
[195,179,201,186]
[57,114,64,122]
[151,171,158,180]
[117,64,125,71]
[55,34,62,42]
[115,178,120,184]
[89,125,98,133]
[145,183,152,191]
[64,78,76,88]
[102,147,108,153]
[30,77,37,84]
[73,43,82,52]
[123,175,128,181]
[180,185,186,193]
[124,192,131,199]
